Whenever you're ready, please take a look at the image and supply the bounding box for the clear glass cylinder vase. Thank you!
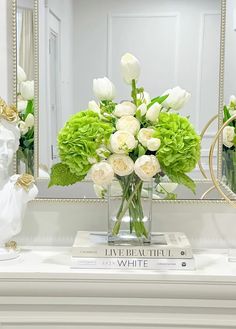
[222,148,236,194]
[108,175,152,245]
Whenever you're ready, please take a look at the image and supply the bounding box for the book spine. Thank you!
[72,247,193,259]
[71,257,195,270]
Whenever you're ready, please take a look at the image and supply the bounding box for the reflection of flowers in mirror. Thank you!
[223,95,236,148]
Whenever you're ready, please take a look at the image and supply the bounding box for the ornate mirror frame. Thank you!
[11,0,229,204]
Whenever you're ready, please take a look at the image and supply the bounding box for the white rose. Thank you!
[20,80,34,100]
[88,100,100,114]
[110,130,137,154]
[146,102,162,122]
[162,86,191,111]
[93,77,116,101]
[90,162,114,186]
[17,66,26,83]
[116,115,140,135]
[134,155,161,181]
[114,101,136,117]
[137,91,151,105]
[147,138,161,152]
[108,154,134,176]
[137,128,155,147]
[121,53,141,85]
[223,126,235,148]
[229,95,236,108]
[17,100,27,112]
[136,103,147,116]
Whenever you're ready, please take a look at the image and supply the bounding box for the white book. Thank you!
[72,231,193,259]
[71,257,195,270]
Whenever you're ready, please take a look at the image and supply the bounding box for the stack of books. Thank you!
[71,231,195,270]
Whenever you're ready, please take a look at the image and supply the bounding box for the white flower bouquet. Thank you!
[50,53,200,244]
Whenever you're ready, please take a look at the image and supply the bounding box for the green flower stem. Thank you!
[131,79,138,106]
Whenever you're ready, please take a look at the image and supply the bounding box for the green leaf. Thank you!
[23,100,34,119]
[166,171,196,194]
[48,163,85,188]
[138,145,146,157]
[147,94,169,109]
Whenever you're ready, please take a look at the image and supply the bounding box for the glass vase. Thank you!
[108,175,152,245]
[222,148,236,194]
[17,147,34,176]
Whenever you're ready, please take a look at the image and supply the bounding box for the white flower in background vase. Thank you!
[19,113,34,135]
[134,155,161,181]
[162,86,191,111]
[121,53,141,84]
[93,77,116,101]
[147,138,161,152]
[223,126,235,148]
[88,100,101,114]
[137,91,151,105]
[146,102,162,122]
[20,81,34,100]
[108,154,134,176]
[110,130,137,154]
[137,127,155,147]
[17,66,27,83]
[156,182,178,194]
[116,115,140,135]
[17,100,28,112]
[136,103,147,116]
[90,162,114,186]
[229,95,236,108]
[114,101,136,117]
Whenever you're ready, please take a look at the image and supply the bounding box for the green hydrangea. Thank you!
[58,110,114,177]
[154,112,201,175]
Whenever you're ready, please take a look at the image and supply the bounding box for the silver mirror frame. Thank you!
[12,0,228,204]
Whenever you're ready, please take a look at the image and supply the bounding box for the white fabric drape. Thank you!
[19,9,34,80]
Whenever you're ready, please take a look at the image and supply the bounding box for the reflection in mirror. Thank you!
[34,0,222,199]
[16,0,35,176]
[222,0,236,195]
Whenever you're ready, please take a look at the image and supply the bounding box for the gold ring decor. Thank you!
[198,114,218,179]
[209,113,236,208]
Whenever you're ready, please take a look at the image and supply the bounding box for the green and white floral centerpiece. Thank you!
[49,53,200,245]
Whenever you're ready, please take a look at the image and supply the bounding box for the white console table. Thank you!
[0,247,236,328]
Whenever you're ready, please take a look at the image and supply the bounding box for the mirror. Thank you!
[220,0,236,197]
[15,0,225,200]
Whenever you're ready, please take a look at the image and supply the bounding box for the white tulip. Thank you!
[110,130,137,154]
[137,91,151,105]
[17,100,27,112]
[137,128,155,147]
[19,121,28,135]
[116,115,140,135]
[20,80,34,100]
[114,101,136,117]
[223,126,235,148]
[88,100,100,114]
[147,138,161,152]
[108,154,134,176]
[162,86,191,111]
[146,102,162,122]
[25,113,34,129]
[93,77,116,101]
[156,182,178,194]
[17,66,26,83]
[90,162,114,186]
[229,95,236,108]
[136,103,147,116]
[134,155,161,181]
[121,53,141,85]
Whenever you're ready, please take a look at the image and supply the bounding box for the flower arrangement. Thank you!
[17,66,35,175]
[222,96,236,193]
[49,53,200,242]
